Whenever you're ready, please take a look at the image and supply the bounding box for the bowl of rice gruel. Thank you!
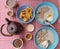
[34,27,59,49]
[35,2,58,25]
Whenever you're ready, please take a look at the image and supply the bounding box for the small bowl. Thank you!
[16,5,35,23]
[13,39,23,49]
[26,24,34,32]
[7,10,14,17]
[25,33,32,40]
[6,0,17,8]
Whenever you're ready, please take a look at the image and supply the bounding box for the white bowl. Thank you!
[26,24,34,32]
[6,0,17,8]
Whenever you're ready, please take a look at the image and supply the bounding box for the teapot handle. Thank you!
[1,24,13,37]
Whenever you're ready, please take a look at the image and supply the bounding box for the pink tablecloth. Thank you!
[0,0,60,49]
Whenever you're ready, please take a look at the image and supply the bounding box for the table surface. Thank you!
[0,0,60,49]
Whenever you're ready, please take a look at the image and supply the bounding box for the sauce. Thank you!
[26,33,32,40]
[7,11,13,16]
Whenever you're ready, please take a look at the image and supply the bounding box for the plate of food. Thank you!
[34,27,59,49]
[16,5,35,23]
[35,2,58,25]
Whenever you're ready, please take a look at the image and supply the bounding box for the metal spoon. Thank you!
[41,40,51,49]
[46,40,51,49]
[44,20,55,29]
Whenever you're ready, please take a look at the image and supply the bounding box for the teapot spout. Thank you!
[5,18,11,24]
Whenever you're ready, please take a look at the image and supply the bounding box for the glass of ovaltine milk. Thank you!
[12,39,23,49]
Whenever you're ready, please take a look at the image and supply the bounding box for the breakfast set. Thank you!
[0,0,59,49]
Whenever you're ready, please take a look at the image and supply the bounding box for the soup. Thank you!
[37,6,54,22]
[36,29,54,47]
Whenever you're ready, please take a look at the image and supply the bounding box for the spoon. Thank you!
[44,20,55,29]
[41,40,49,49]
[41,40,51,49]
[46,40,51,49]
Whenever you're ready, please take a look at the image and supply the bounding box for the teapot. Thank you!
[1,18,24,37]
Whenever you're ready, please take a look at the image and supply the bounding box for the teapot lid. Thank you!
[7,23,17,34]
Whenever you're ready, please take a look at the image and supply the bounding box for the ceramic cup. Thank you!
[6,0,17,8]
[7,10,14,17]
[25,33,32,40]
[26,24,34,32]
[13,39,23,49]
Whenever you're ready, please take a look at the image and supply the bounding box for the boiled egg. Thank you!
[47,14,53,21]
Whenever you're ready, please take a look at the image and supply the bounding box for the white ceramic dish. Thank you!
[26,24,34,32]
[6,0,17,8]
